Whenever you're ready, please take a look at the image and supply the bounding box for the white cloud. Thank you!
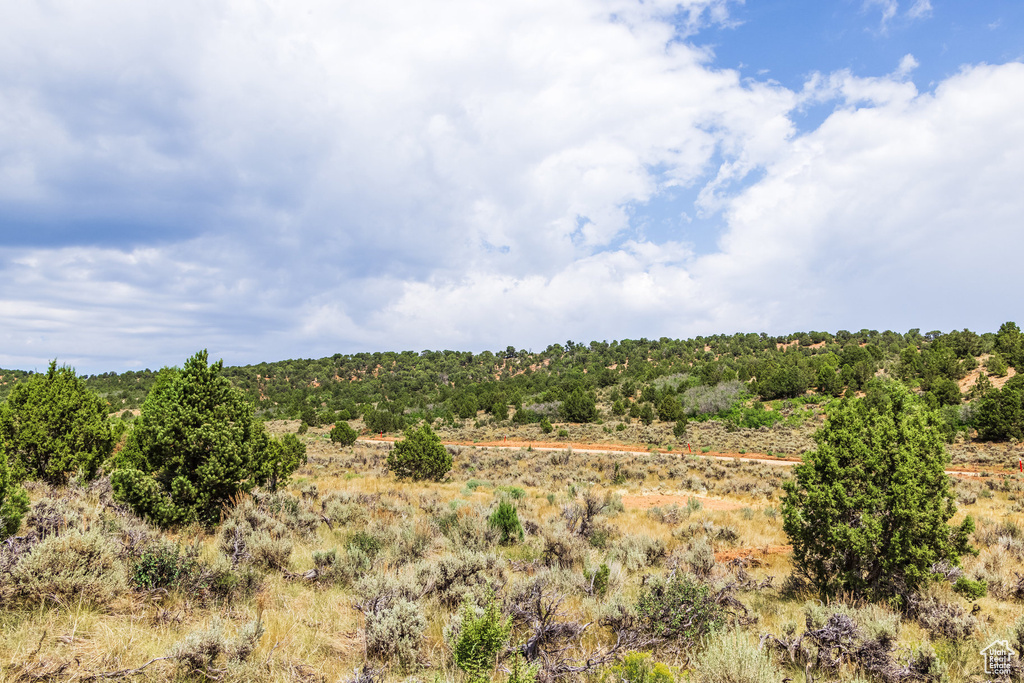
[0,1,1021,371]
[907,0,933,20]
[862,0,932,31]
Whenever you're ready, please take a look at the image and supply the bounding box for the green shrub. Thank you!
[561,388,598,423]
[131,541,203,591]
[540,418,553,434]
[974,379,1024,441]
[987,352,1009,377]
[672,418,688,438]
[605,652,673,683]
[451,597,511,682]
[110,351,278,527]
[387,424,452,481]
[330,421,359,446]
[657,395,682,422]
[365,408,404,434]
[0,441,28,539]
[953,576,987,600]
[349,530,382,559]
[497,486,526,500]
[488,500,524,545]
[507,653,539,683]
[586,563,610,597]
[0,361,113,484]
[557,429,569,438]
[259,434,307,492]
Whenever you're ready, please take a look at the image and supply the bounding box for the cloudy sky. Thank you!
[1,0,1023,373]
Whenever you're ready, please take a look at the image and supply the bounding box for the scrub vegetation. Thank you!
[0,324,1023,682]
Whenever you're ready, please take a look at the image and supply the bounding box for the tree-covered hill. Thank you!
[16,321,1012,443]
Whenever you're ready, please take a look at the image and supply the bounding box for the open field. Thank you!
[3,427,1024,683]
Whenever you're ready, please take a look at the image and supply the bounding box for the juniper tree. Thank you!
[0,361,114,484]
[387,424,452,481]
[110,350,283,527]
[781,382,974,600]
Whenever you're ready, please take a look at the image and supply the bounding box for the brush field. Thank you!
[2,420,1023,683]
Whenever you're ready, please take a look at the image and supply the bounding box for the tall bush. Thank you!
[330,421,358,446]
[387,424,452,481]
[110,350,275,527]
[0,361,113,484]
[451,597,511,682]
[258,434,307,492]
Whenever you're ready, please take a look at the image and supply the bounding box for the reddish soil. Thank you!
[620,494,743,511]
[958,356,1017,393]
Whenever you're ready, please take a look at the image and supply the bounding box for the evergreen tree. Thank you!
[560,388,597,423]
[0,361,113,484]
[782,382,974,600]
[110,351,275,527]
[330,421,358,446]
[258,433,307,492]
[387,424,452,481]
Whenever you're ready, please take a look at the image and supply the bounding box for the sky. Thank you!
[1,0,1023,373]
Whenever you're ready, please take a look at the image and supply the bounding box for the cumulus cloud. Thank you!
[0,1,1021,371]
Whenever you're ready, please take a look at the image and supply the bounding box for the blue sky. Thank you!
[1,0,1023,373]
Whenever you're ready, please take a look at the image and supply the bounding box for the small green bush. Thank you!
[387,424,452,481]
[557,429,569,439]
[586,563,610,596]
[110,351,278,527]
[953,576,987,600]
[488,500,524,545]
[330,421,358,446]
[259,434,307,492]
[540,418,553,434]
[131,541,203,591]
[451,597,511,682]
[507,653,539,683]
[605,652,673,683]
[0,361,113,484]
[0,442,28,539]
